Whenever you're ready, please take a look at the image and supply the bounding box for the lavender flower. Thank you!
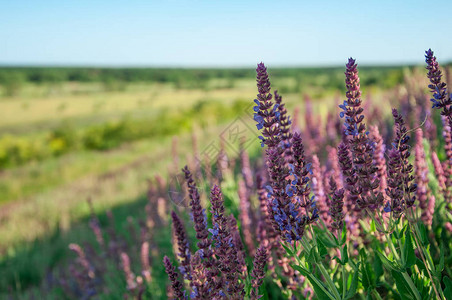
[89,218,105,249]
[256,174,273,237]
[311,155,330,225]
[210,185,244,297]
[239,140,254,192]
[340,58,382,210]
[303,94,323,155]
[228,215,247,276]
[425,49,452,129]
[182,166,220,296]
[140,241,152,283]
[291,132,316,223]
[250,245,268,300]
[337,142,359,214]
[256,175,276,276]
[253,65,317,243]
[254,63,281,148]
[266,146,308,243]
[414,130,430,223]
[328,177,345,236]
[425,195,436,228]
[274,90,293,162]
[431,151,447,196]
[69,243,95,280]
[370,125,387,196]
[443,123,452,204]
[120,252,137,291]
[87,199,105,249]
[182,166,210,252]
[217,140,230,180]
[327,146,343,190]
[326,97,343,143]
[163,256,185,300]
[171,211,191,280]
[238,179,256,256]
[392,109,417,209]
[385,149,404,218]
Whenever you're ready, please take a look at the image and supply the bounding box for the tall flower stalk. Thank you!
[425,49,452,129]
[339,58,383,211]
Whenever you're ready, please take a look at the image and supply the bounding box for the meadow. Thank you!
[0,57,450,299]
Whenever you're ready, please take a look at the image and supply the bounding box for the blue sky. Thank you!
[1,0,451,67]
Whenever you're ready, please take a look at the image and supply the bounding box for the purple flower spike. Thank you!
[163,256,185,300]
[250,245,268,300]
[274,90,293,162]
[425,49,452,129]
[370,126,387,196]
[210,185,245,297]
[328,177,345,236]
[171,211,191,280]
[254,63,281,149]
[337,142,358,214]
[385,149,404,219]
[182,166,210,252]
[341,58,383,211]
[392,109,417,209]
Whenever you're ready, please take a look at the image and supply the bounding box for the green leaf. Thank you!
[345,263,360,299]
[281,242,293,256]
[393,225,403,240]
[341,223,347,245]
[305,273,336,300]
[443,276,452,300]
[373,250,384,280]
[341,244,349,265]
[307,247,318,264]
[417,223,428,246]
[391,270,416,300]
[437,243,445,275]
[376,250,400,272]
[291,264,309,276]
[332,255,342,265]
[319,235,338,248]
[415,258,426,273]
[360,249,375,291]
[298,249,306,261]
[332,231,339,246]
[317,236,328,259]
[402,229,416,269]
[370,218,376,232]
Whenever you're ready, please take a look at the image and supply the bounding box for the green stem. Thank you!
[372,289,383,300]
[409,222,444,300]
[401,271,422,300]
[385,228,421,300]
[397,234,405,267]
[384,232,400,261]
[309,226,341,300]
[306,273,337,300]
[294,255,337,300]
[318,264,341,300]
[342,264,347,299]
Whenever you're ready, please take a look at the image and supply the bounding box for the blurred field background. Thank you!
[0,64,441,297]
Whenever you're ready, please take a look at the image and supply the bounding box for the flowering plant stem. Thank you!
[381,223,423,300]
[365,206,423,299]
[289,223,358,300]
[309,226,342,300]
[291,245,338,300]
[407,209,444,299]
